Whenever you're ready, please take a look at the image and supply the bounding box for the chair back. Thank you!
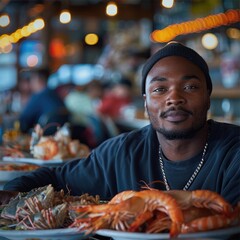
[87,114,119,146]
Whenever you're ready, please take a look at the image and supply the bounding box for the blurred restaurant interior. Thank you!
[0,0,239,148]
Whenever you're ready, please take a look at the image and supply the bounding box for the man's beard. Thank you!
[146,108,207,140]
[156,126,205,140]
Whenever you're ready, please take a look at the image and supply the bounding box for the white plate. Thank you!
[0,228,90,240]
[2,157,77,166]
[0,162,39,183]
[96,225,240,240]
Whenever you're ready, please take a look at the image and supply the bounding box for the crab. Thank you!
[0,184,100,230]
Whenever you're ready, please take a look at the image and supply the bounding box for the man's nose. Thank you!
[166,89,186,106]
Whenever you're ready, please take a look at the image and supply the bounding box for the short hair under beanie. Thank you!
[142,41,212,95]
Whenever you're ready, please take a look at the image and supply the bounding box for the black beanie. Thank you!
[142,41,212,95]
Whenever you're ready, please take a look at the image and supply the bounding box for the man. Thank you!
[18,68,73,135]
[1,42,240,207]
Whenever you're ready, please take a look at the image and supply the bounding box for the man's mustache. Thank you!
[160,107,193,118]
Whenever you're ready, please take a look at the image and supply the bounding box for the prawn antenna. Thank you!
[140,180,165,190]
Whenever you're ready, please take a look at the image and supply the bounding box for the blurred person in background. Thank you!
[97,77,133,119]
[86,79,104,109]
[18,68,73,135]
[0,70,32,115]
[65,79,103,127]
[14,69,32,111]
[64,79,104,148]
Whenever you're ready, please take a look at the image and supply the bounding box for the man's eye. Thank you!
[153,87,167,93]
[184,85,198,90]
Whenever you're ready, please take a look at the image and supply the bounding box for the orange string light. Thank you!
[151,9,240,43]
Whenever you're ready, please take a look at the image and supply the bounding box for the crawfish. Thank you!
[144,211,171,233]
[164,189,234,234]
[70,189,184,238]
[125,190,184,237]
[166,189,233,215]
[109,190,136,204]
[69,196,145,233]
[31,138,59,160]
[181,201,240,233]
[107,189,184,236]
[30,123,90,159]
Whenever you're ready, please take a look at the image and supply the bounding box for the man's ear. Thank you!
[143,95,148,119]
[143,94,146,109]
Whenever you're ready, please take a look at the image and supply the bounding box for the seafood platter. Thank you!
[0,184,99,240]
[0,185,239,240]
[2,123,90,166]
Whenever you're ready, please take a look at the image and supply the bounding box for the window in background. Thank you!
[58,64,72,85]
[0,51,17,91]
[0,66,17,91]
[72,64,103,85]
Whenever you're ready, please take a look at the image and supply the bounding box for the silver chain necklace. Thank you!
[159,142,208,191]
